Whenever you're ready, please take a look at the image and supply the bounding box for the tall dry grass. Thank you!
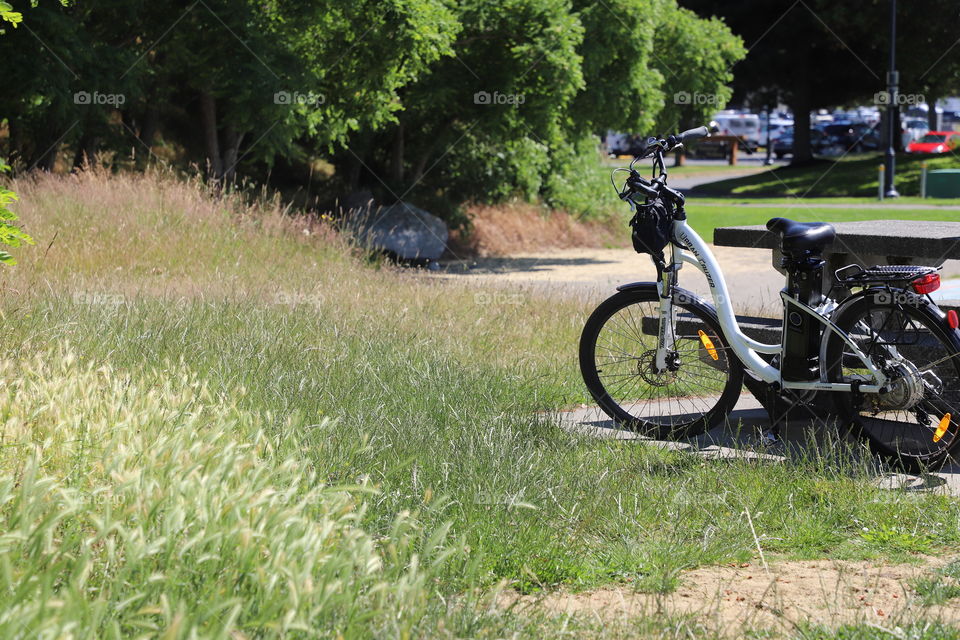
[453,202,624,257]
[1,167,346,299]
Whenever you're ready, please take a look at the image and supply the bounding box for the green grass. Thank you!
[682,203,960,241]
[3,169,960,637]
[691,152,960,198]
[913,560,960,605]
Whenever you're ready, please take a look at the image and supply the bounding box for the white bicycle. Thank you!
[579,126,960,470]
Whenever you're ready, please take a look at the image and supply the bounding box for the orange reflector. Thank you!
[912,273,941,295]
[934,413,951,443]
[698,330,719,361]
[949,310,959,330]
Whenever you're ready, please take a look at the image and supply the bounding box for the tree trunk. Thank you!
[927,96,939,132]
[72,132,98,169]
[390,121,404,183]
[138,104,160,159]
[35,142,59,172]
[220,126,244,184]
[199,91,222,180]
[6,119,19,165]
[791,98,812,164]
[412,136,440,185]
[788,55,812,164]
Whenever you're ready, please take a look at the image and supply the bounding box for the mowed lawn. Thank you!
[686,200,960,240]
[2,170,960,638]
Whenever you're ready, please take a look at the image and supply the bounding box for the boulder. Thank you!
[351,202,448,261]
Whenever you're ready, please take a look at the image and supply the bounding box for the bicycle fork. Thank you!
[654,249,680,372]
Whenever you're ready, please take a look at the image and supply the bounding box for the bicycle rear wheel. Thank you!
[825,292,960,471]
[579,286,744,439]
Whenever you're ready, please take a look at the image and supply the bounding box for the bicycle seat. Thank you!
[765,217,835,255]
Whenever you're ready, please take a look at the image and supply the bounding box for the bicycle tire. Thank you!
[824,291,960,471]
[579,285,744,439]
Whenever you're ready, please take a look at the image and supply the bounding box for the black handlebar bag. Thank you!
[628,196,673,277]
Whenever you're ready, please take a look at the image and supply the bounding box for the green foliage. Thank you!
[0,161,34,265]
[0,1,23,30]
[0,0,744,218]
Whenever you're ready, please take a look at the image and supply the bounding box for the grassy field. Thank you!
[684,201,960,240]
[692,152,960,198]
[2,169,960,637]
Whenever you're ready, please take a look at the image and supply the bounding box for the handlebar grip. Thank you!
[679,126,710,142]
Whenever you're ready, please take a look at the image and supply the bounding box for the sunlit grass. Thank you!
[2,169,960,636]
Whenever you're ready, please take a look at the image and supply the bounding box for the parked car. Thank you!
[820,122,878,153]
[757,118,794,146]
[902,118,930,144]
[772,128,829,159]
[907,131,960,154]
[713,113,762,147]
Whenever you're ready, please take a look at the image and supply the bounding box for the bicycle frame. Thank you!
[662,220,888,394]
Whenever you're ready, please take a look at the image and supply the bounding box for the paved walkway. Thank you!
[555,394,960,496]
[436,245,960,314]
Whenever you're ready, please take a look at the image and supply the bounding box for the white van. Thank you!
[712,113,761,147]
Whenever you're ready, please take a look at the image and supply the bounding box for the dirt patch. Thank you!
[501,559,960,633]
[451,202,622,257]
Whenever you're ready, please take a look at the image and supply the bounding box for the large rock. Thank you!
[351,202,448,261]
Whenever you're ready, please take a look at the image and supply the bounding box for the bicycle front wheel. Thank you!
[579,286,744,439]
[825,293,960,471]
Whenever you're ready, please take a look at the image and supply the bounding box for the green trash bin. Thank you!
[927,169,960,198]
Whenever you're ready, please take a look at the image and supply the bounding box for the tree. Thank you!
[0,0,744,220]
[336,0,744,215]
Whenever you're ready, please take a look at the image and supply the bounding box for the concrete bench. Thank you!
[714,219,960,295]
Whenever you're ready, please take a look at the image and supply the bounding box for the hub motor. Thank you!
[878,360,925,410]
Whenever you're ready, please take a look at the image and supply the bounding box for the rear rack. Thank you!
[834,264,938,286]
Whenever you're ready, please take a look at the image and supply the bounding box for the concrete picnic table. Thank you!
[714,219,960,293]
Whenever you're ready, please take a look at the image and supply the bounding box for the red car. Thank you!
[907,131,960,154]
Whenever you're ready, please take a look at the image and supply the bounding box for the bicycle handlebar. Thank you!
[677,126,710,143]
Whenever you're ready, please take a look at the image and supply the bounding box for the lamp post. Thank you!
[884,0,900,198]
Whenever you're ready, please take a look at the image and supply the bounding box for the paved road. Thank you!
[437,245,960,314]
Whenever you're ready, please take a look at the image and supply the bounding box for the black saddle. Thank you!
[766,217,835,256]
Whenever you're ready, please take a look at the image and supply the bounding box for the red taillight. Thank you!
[949,310,959,330]
[912,273,941,295]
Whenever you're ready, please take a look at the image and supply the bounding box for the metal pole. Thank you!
[884,0,900,198]
[920,161,928,198]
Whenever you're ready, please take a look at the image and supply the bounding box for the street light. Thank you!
[884,0,900,198]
